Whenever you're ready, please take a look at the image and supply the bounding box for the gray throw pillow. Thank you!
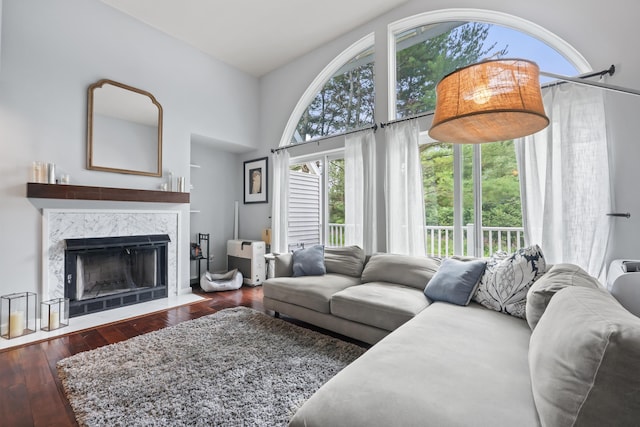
[292,245,326,277]
[526,263,601,330]
[529,286,640,427]
[473,244,546,318]
[361,253,441,290]
[324,245,366,277]
[424,258,487,306]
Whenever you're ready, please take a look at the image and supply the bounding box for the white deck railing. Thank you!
[328,223,346,247]
[425,225,525,257]
[328,223,525,257]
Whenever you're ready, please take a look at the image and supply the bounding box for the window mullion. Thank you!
[453,144,463,255]
[473,145,483,257]
[322,156,328,245]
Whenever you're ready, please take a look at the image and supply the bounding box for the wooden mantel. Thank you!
[26,183,190,203]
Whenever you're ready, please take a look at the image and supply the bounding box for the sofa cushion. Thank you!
[473,244,546,318]
[290,303,539,427]
[361,253,440,291]
[424,258,486,306]
[274,252,293,277]
[529,286,640,427]
[526,263,601,330]
[331,283,429,331]
[292,244,326,276]
[324,245,366,277]
[262,274,359,313]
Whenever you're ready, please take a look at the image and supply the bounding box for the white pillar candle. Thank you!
[49,311,60,330]
[9,311,25,337]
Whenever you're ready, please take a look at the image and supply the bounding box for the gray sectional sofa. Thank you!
[263,246,640,427]
[263,248,437,344]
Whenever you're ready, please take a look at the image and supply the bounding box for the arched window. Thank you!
[292,46,374,143]
[276,35,375,250]
[389,15,585,257]
[276,9,596,257]
[394,20,580,118]
[387,9,591,121]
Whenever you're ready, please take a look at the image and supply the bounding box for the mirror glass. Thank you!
[87,79,162,177]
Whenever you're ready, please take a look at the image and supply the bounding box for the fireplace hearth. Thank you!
[64,234,170,317]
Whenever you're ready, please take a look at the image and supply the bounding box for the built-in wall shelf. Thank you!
[27,183,190,203]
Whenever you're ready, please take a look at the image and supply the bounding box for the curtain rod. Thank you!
[379,66,618,128]
[272,65,626,154]
[540,64,640,96]
[271,123,377,153]
[540,66,613,90]
[379,111,434,129]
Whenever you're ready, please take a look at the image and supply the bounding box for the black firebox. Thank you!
[64,234,170,317]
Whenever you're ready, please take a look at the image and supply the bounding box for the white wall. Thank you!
[256,0,640,267]
[189,140,241,277]
[0,0,259,297]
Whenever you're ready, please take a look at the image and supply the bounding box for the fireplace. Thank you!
[64,234,170,317]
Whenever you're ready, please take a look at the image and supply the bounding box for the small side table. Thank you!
[264,253,276,280]
[607,259,640,317]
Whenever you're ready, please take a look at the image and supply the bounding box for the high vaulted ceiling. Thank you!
[101,0,410,77]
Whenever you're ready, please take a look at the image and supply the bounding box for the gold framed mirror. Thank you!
[87,79,163,177]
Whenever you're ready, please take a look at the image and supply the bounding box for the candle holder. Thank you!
[41,298,69,332]
[1,292,37,339]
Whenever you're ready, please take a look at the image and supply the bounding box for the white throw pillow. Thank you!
[473,244,546,318]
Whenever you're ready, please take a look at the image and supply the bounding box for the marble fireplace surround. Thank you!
[42,209,181,302]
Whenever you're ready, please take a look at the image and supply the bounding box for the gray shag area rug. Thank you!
[57,307,366,427]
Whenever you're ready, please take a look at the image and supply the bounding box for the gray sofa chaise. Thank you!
[262,246,640,427]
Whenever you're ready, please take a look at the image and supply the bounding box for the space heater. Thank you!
[227,239,266,286]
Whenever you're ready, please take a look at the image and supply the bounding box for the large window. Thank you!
[285,43,373,247]
[396,21,578,257]
[277,13,587,255]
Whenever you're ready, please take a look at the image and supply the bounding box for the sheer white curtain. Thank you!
[271,149,290,254]
[344,129,377,253]
[385,120,426,256]
[516,84,611,279]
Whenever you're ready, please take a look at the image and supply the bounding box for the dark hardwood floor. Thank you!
[0,286,334,427]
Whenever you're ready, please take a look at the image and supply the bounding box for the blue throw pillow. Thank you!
[424,258,487,306]
[292,245,326,277]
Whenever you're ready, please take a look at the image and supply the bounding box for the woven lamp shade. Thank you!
[428,59,549,144]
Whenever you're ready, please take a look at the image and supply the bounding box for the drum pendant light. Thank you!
[428,58,549,144]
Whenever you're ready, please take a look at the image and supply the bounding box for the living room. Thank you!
[1,0,639,425]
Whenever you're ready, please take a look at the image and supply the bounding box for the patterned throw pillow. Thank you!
[473,244,546,318]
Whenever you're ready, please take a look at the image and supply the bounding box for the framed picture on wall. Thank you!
[244,157,268,204]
